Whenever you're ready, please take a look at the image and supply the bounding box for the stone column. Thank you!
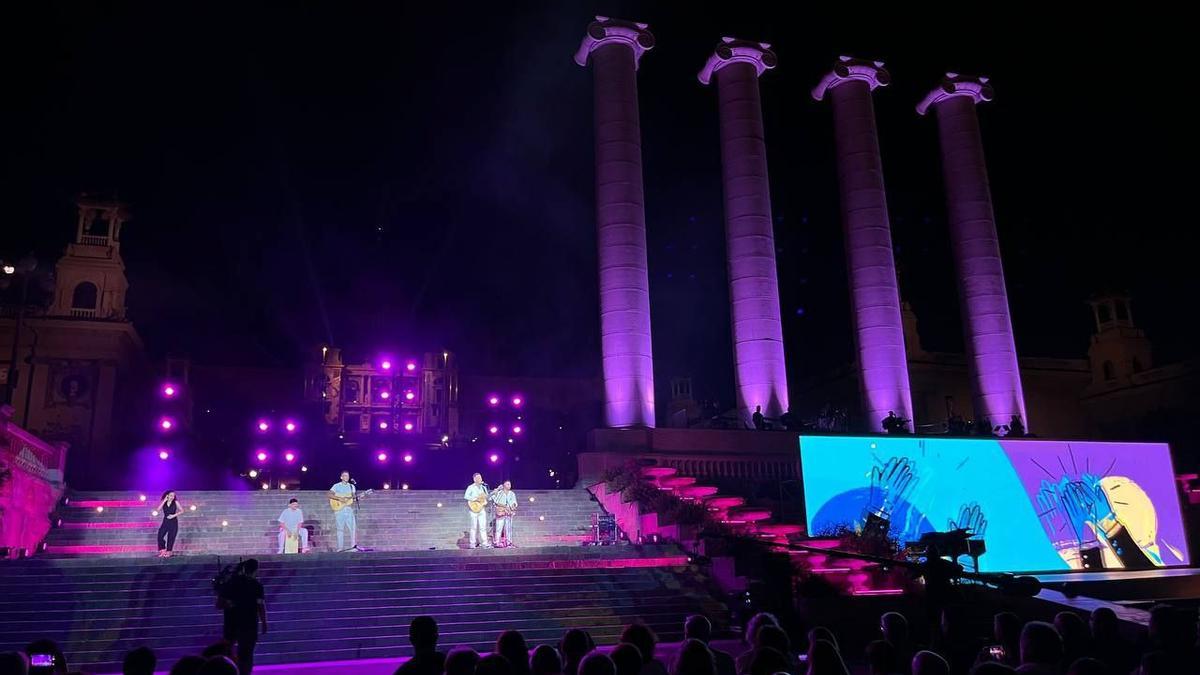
[918,74,1028,431]
[813,57,913,432]
[699,38,789,422]
[575,17,656,428]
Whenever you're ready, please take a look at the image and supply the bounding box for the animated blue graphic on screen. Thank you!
[800,436,1189,572]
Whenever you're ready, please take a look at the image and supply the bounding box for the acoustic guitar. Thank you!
[467,490,490,513]
[329,488,374,513]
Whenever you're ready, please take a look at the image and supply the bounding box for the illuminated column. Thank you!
[813,57,913,432]
[575,17,656,428]
[918,74,1028,430]
[698,38,789,421]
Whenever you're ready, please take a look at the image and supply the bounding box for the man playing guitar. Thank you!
[493,480,518,548]
[464,473,491,549]
[328,471,358,551]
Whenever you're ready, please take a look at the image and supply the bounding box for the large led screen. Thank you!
[800,436,1189,572]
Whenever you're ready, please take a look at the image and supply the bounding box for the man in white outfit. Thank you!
[493,480,517,548]
[464,472,491,548]
[277,498,309,553]
[328,470,357,551]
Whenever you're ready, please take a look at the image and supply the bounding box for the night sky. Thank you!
[4,5,1194,411]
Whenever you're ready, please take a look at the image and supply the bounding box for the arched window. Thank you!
[71,282,98,309]
[1102,361,1116,381]
[1097,304,1112,324]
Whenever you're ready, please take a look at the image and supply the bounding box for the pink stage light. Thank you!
[158,417,175,431]
[158,450,170,460]
[488,396,500,406]
[284,420,297,433]
[381,359,393,371]
[512,425,523,435]
[403,453,413,463]
[256,420,270,433]
[406,361,417,372]
[161,383,178,398]
[511,396,523,407]
[380,390,390,400]
[256,451,268,462]
[284,451,296,463]
[489,453,499,463]
[405,391,415,401]
[379,420,389,430]
[403,422,414,432]
[488,425,499,435]
[377,452,388,462]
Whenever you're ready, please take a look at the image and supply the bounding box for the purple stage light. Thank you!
[158,417,175,431]
[380,390,391,400]
[284,420,297,433]
[377,451,388,462]
[488,395,500,406]
[403,453,413,463]
[511,396,523,407]
[379,420,389,430]
[403,422,414,432]
[256,451,268,462]
[256,420,270,433]
[488,425,499,435]
[489,453,499,463]
[512,425,523,435]
[161,383,178,398]
[406,361,417,372]
[158,450,170,460]
[284,451,296,463]
[381,359,393,371]
[405,391,415,401]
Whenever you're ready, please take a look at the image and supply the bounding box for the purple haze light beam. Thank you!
[918,74,1028,430]
[813,57,913,431]
[576,16,657,428]
[700,38,789,420]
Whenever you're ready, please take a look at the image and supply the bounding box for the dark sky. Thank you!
[4,4,1194,410]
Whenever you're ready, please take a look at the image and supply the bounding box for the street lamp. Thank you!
[1,255,38,407]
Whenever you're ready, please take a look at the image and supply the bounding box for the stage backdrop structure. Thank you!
[800,435,1189,573]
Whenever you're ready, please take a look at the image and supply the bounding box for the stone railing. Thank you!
[578,428,801,484]
[0,405,68,556]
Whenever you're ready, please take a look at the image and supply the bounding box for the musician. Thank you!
[464,473,491,549]
[277,498,309,554]
[492,480,517,548]
[328,471,357,551]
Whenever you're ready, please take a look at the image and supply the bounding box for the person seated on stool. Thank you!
[277,498,309,554]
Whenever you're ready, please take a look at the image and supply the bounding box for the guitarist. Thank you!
[493,480,518,548]
[328,471,358,551]
[464,473,492,549]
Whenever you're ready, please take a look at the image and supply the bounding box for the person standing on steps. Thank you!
[464,472,491,548]
[328,471,357,551]
[156,490,182,557]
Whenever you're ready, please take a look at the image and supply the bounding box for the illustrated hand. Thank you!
[1037,480,1070,541]
[869,456,916,518]
[950,502,987,538]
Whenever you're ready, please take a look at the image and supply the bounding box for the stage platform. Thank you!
[42,488,600,556]
[1035,567,1200,607]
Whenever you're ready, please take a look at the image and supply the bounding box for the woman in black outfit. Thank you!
[156,490,181,557]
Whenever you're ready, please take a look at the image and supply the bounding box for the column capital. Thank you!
[574,16,655,68]
[916,73,994,115]
[698,38,777,85]
[811,56,890,101]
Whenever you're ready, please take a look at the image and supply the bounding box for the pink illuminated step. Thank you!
[757,523,803,537]
[704,496,744,510]
[727,508,771,522]
[853,588,905,596]
[642,467,677,479]
[675,485,719,499]
[659,476,696,489]
[69,500,147,508]
[43,544,158,554]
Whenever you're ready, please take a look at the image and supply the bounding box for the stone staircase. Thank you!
[0,545,730,673]
[43,488,601,556]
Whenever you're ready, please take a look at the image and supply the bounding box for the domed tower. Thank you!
[1087,292,1151,386]
[48,196,130,320]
